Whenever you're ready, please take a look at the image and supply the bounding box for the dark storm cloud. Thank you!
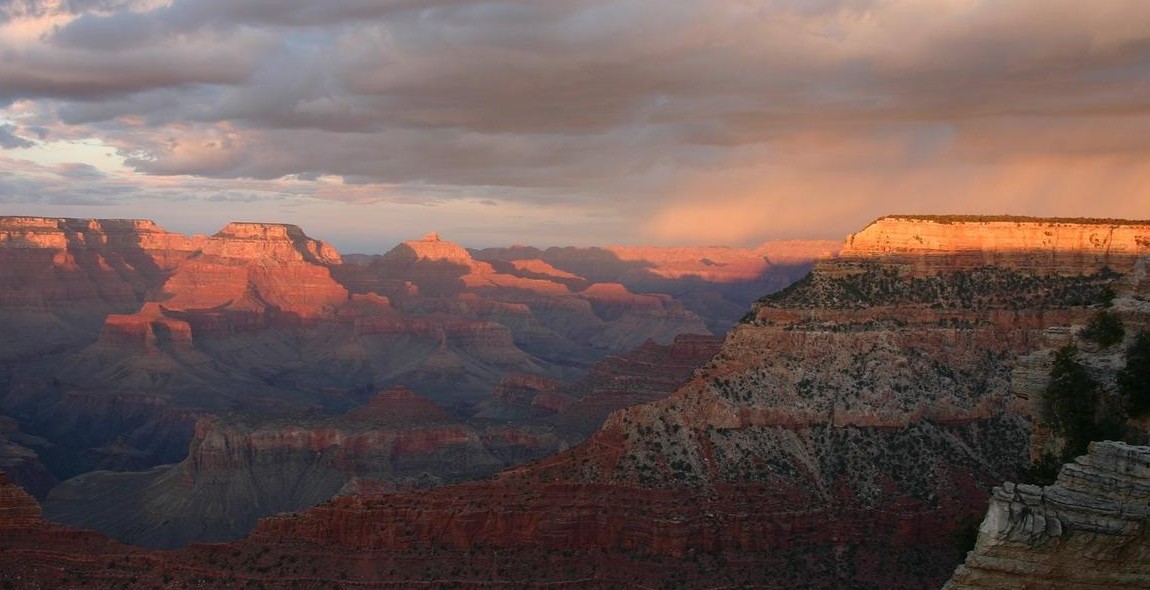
[2,0,1150,244]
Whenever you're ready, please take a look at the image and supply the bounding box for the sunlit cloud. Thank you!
[0,0,1148,249]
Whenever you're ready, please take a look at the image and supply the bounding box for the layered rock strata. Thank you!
[0,217,199,359]
[43,387,562,549]
[2,219,742,485]
[0,215,1143,589]
[187,216,1138,588]
[473,239,838,333]
[842,216,1150,276]
[945,441,1150,589]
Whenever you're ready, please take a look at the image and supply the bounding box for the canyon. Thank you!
[2,214,1149,589]
[941,246,1150,588]
[43,334,721,548]
[0,215,799,545]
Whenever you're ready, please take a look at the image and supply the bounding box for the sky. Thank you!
[1,0,1150,253]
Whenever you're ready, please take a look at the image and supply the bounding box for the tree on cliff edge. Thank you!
[1121,331,1150,417]
[1045,345,1100,458]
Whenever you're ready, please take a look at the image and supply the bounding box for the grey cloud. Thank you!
[56,162,106,179]
[0,124,35,149]
[0,40,263,102]
[0,175,120,205]
[4,0,1150,236]
[1,0,147,23]
[48,0,497,50]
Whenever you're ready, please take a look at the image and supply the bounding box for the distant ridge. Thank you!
[877,214,1150,225]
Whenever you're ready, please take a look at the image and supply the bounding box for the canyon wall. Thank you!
[0,215,1145,589]
[43,387,559,549]
[206,215,1141,588]
[841,215,1150,276]
[43,332,718,548]
[945,441,1150,590]
[2,216,759,486]
[0,217,199,359]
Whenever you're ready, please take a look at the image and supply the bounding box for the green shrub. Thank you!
[1121,331,1150,417]
[1099,286,1117,307]
[1022,452,1064,486]
[1081,310,1125,348]
[1044,345,1100,457]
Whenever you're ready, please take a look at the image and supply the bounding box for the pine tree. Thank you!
[1121,332,1150,417]
[1044,345,1099,457]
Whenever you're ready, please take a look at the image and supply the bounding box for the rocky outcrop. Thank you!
[945,441,1150,590]
[0,216,199,359]
[0,414,56,499]
[157,222,348,326]
[382,232,472,265]
[206,222,342,265]
[42,387,561,548]
[474,240,837,333]
[842,216,1150,276]
[0,470,42,524]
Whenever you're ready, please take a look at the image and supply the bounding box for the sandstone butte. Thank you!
[0,215,790,550]
[3,214,1149,589]
[0,215,745,465]
[2,210,828,519]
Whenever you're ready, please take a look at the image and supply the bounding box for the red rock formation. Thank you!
[0,470,42,523]
[841,215,1150,276]
[383,232,472,265]
[344,386,453,424]
[0,216,200,359]
[42,385,563,549]
[509,258,583,280]
[211,216,1134,588]
[1,215,1143,589]
[344,233,714,356]
[158,222,347,326]
[473,240,835,334]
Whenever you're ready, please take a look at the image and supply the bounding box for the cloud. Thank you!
[0,124,35,149]
[1,0,1149,246]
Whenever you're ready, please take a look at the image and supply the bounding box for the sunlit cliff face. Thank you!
[2,0,1150,249]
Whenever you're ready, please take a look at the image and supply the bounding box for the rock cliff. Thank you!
[0,216,199,359]
[945,441,1150,590]
[0,215,1144,589]
[199,215,1139,588]
[157,222,348,325]
[842,215,1150,276]
[43,386,562,548]
[2,220,739,487]
[472,240,837,333]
